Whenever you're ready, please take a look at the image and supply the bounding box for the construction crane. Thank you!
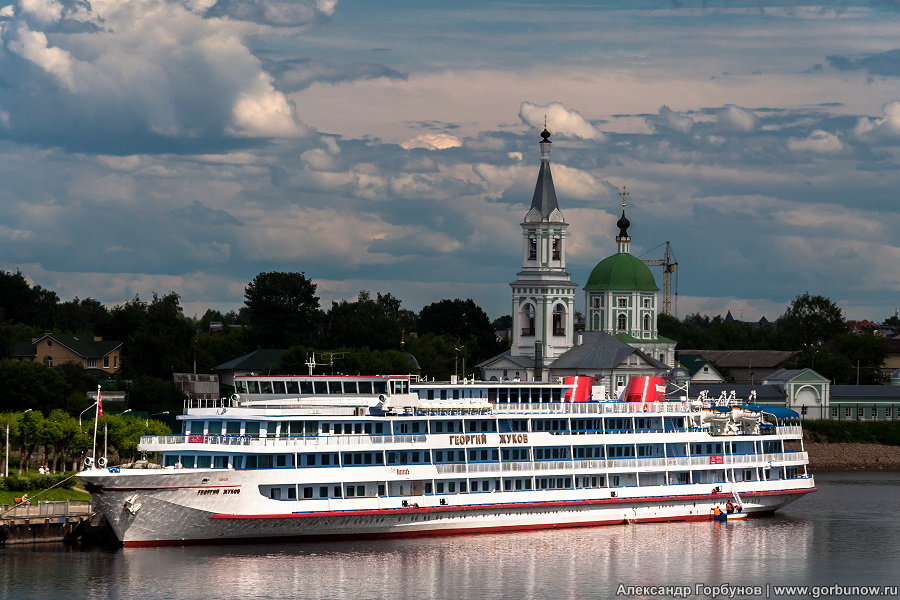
[640,241,678,316]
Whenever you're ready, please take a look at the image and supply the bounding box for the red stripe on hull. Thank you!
[210,487,816,520]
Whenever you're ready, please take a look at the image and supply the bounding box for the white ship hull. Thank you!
[80,469,815,547]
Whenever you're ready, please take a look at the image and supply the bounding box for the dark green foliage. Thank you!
[492,315,512,330]
[125,376,185,415]
[244,271,324,348]
[406,333,463,380]
[326,291,414,351]
[193,328,251,373]
[1,472,75,492]
[803,420,900,446]
[418,299,504,366]
[0,361,70,412]
[657,313,778,350]
[777,292,847,349]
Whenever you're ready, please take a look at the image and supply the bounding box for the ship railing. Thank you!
[140,434,429,447]
[774,425,803,436]
[432,452,808,474]
[491,401,694,415]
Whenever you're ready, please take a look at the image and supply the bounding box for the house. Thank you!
[675,349,798,384]
[214,348,286,388]
[12,333,123,376]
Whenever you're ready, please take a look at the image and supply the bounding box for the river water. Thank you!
[2,472,898,600]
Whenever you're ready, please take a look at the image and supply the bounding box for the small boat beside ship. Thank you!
[78,374,815,547]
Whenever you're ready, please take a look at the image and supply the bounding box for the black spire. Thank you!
[617,211,630,238]
[527,129,559,220]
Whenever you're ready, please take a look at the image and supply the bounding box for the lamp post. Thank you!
[78,401,98,427]
[147,411,169,426]
[6,409,32,477]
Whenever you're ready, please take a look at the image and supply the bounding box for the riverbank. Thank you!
[804,442,900,471]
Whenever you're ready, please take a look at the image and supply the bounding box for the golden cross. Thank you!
[619,186,630,209]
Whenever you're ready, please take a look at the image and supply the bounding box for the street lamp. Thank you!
[120,409,132,415]
[147,411,169,426]
[6,409,32,478]
[78,401,98,427]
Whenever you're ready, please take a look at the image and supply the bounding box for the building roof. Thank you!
[215,349,285,371]
[475,350,536,370]
[13,333,122,358]
[677,349,798,369]
[584,253,659,291]
[550,331,666,370]
[524,129,563,223]
[615,332,676,344]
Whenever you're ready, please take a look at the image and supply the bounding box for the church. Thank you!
[477,128,675,393]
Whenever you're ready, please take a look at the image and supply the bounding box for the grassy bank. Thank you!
[0,487,90,504]
[802,420,900,445]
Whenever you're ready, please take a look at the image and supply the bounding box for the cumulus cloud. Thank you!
[716,104,758,132]
[400,133,463,151]
[0,0,310,152]
[787,129,843,154]
[518,101,603,140]
[828,49,900,78]
[853,100,900,141]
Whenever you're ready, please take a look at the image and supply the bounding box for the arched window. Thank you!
[643,314,651,332]
[617,314,627,331]
[521,303,536,336]
[528,237,537,260]
[552,238,561,260]
[552,305,565,336]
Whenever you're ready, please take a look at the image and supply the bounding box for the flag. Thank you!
[96,387,103,418]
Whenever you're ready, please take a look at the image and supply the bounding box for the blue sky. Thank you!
[1,0,899,322]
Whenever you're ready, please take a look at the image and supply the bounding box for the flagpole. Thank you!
[91,385,101,468]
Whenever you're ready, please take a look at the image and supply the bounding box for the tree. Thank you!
[0,360,71,413]
[777,292,847,350]
[55,297,109,334]
[126,376,185,415]
[244,272,323,348]
[417,299,504,365]
[325,291,413,350]
[406,333,460,380]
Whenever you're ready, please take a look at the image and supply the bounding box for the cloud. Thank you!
[400,133,462,151]
[715,104,758,132]
[787,129,843,154]
[518,101,604,140]
[853,100,900,141]
[827,49,900,78]
[264,58,405,93]
[203,0,336,27]
[0,0,310,152]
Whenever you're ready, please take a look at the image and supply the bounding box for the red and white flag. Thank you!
[96,387,103,418]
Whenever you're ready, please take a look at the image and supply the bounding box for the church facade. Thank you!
[478,130,674,394]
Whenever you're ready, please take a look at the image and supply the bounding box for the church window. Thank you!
[617,298,627,308]
[617,314,627,331]
[528,238,537,260]
[643,314,651,332]
[552,305,565,336]
[552,238,561,260]
[522,304,536,336]
[592,297,601,309]
[643,298,652,308]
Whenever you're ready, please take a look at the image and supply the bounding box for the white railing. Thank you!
[492,402,694,415]
[775,425,802,436]
[430,452,807,475]
[0,501,90,519]
[141,434,429,448]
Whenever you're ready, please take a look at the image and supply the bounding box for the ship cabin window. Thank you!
[213,456,228,468]
[762,440,781,454]
[314,381,328,395]
[534,447,570,461]
[246,380,259,394]
[395,421,425,434]
[270,487,281,499]
[532,419,568,433]
[207,421,222,435]
[431,420,463,433]
[300,382,313,394]
[226,421,241,435]
[573,446,604,459]
[537,477,572,490]
[197,456,212,468]
[432,450,466,463]
[690,443,724,456]
[341,452,385,466]
[164,455,179,467]
[636,444,662,458]
[465,420,497,433]
[181,456,196,468]
[605,418,631,432]
[500,448,530,461]
[359,381,373,394]
[665,443,688,457]
[607,445,634,458]
[286,381,299,394]
[189,421,204,435]
[571,419,603,434]
[575,475,605,488]
[634,417,661,432]
[272,381,286,394]
[344,381,358,394]
[390,380,408,394]
[328,381,342,394]
[244,422,260,437]
[386,450,430,465]
[374,381,387,395]
[465,448,498,462]
[259,381,273,394]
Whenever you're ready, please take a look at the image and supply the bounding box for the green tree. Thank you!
[326,291,413,350]
[407,333,461,380]
[55,297,109,334]
[417,299,503,365]
[0,360,70,413]
[244,272,323,348]
[777,292,847,350]
[126,376,185,415]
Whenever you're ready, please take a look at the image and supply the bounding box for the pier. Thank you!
[0,502,97,545]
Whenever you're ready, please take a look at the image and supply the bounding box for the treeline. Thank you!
[659,293,892,385]
[0,270,507,417]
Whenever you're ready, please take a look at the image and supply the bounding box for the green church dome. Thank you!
[584,253,659,291]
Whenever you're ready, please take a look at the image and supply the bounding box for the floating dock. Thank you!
[0,501,102,546]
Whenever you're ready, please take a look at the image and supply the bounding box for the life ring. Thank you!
[97,457,108,468]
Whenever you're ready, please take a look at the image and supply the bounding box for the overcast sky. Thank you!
[1,0,899,322]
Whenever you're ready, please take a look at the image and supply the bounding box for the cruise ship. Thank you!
[78,374,815,547]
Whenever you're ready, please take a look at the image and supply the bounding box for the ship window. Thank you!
[333,486,342,498]
[197,456,211,468]
[245,422,260,436]
[258,456,273,469]
[181,455,196,468]
[319,486,328,498]
[207,421,222,435]
[273,381,286,394]
[374,382,387,394]
[190,421,204,435]
[288,487,297,499]
[436,482,444,493]
[259,381,273,394]
[344,381,358,394]
[354,423,363,434]
[299,382,313,394]
[276,455,287,467]
[226,421,241,435]
[359,381,373,394]
[328,381,342,394]
[213,456,227,468]
[270,488,281,499]
[236,381,248,394]
[164,455,179,467]
[378,484,386,496]
[246,456,258,469]
[448,482,456,493]
[286,381,299,394]
[314,381,328,395]
[334,423,343,435]
[246,380,259,394]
